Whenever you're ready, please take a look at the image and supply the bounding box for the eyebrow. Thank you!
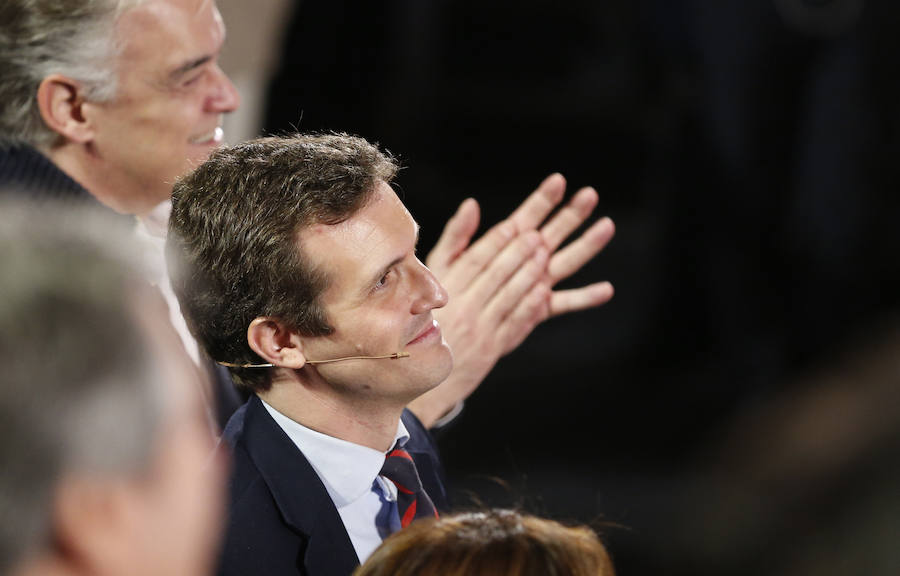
[363,224,420,292]
[169,55,214,82]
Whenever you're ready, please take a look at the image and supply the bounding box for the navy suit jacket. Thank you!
[217,395,449,576]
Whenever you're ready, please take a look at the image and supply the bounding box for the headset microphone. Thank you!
[306,352,409,365]
[217,351,410,369]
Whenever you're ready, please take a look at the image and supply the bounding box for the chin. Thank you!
[428,349,454,388]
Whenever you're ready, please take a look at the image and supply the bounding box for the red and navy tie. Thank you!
[379,447,439,528]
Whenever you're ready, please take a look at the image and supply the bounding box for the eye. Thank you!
[182,72,203,87]
[374,269,394,291]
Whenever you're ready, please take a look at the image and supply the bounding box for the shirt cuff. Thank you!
[430,400,464,429]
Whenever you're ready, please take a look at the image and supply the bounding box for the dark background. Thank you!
[262,1,900,574]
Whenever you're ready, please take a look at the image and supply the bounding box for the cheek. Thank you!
[100,113,186,170]
[128,98,198,148]
[342,311,409,352]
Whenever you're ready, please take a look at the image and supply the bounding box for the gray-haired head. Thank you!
[0,0,145,149]
[0,198,164,573]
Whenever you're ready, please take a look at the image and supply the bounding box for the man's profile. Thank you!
[167,133,476,575]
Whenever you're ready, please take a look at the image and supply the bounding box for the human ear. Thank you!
[247,317,307,369]
[36,75,95,144]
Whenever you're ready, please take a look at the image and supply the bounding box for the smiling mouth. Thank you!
[189,126,224,145]
[408,320,440,346]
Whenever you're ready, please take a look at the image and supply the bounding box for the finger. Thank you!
[468,231,542,309]
[495,282,552,354]
[442,217,520,291]
[426,198,480,271]
[548,281,614,318]
[507,173,566,232]
[547,217,615,284]
[482,243,549,321]
[539,186,599,253]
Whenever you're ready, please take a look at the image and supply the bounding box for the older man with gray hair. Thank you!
[0,201,225,576]
[0,0,239,214]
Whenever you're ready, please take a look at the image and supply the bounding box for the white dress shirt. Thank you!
[260,399,407,563]
[133,200,202,366]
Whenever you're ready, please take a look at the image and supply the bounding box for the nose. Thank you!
[410,260,448,315]
[206,64,241,113]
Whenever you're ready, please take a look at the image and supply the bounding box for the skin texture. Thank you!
[255,182,453,451]
[409,173,616,426]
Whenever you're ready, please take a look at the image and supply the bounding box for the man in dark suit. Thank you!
[167,133,522,575]
[220,401,447,576]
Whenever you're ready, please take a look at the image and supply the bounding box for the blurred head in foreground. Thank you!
[0,200,225,576]
[353,509,615,576]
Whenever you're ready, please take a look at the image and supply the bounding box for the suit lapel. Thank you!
[241,396,361,576]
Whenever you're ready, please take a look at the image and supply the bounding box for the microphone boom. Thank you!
[217,351,410,369]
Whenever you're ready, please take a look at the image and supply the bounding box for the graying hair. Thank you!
[0,0,145,149]
[0,199,164,573]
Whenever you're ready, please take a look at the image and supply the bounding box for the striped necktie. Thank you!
[379,446,439,528]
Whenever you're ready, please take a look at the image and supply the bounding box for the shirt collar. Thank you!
[259,398,409,507]
[133,199,172,286]
[137,198,172,238]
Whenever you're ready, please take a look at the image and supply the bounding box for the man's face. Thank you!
[297,181,453,405]
[84,0,239,214]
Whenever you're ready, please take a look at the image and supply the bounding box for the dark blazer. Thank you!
[217,395,449,576]
[1,144,104,208]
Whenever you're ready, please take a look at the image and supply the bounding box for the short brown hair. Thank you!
[354,509,615,576]
[167,133,398,393]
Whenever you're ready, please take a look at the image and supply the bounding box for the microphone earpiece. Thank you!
[217,351,410,369]
[306,351,410,365]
